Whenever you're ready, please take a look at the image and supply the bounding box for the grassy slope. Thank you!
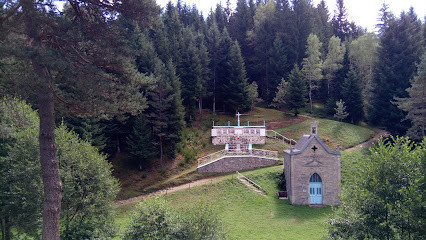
[116,166,332,240]
[272,118,375,150]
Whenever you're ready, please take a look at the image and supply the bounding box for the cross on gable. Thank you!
[312,145,318,152]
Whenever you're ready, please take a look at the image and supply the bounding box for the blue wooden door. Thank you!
[309,174,323,204]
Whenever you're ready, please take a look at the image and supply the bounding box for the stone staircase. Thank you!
[236,171,266,196]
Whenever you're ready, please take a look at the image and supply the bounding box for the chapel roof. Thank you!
[284,134,341,156]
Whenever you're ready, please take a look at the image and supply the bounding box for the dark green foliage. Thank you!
[177,28,202,123]
[126,115,156,170]
[223,41,251,112]
[327,137,425,239]
[286,65,307,116]
[63,116,107,153]
[369,9,423,135]
[342,68,364,123]
[147,60,185,164]
[394,52,426,140]
[277,172,286,191]
[124,197,227,240]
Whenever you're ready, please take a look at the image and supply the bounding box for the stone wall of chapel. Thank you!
[288,138,341,205]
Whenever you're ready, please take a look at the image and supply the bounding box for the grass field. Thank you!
[272,118,375,149]
[115,166,333,240]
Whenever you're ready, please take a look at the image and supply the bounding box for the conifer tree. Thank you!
[216,28,234,111]
[206,19,221,113]
[292,0,315,63]
[334,99,349,121]
[247,81,260,111]
[331,0,350,40]
[223,41,251,112]
[286,65,307,116]
[302,33,323,113]
[342,68,364,123]
[394,53,426,140]
[271,78,288,109]
[370,8,423,135]
[64,117,107,152]
[147,60,185,166]
[126,115,156,171]
[177,28,202,124]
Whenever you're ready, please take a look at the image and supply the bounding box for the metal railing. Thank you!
[197,148,279,167]
[197,149,225,167]
[266,130,296,145]
[236,171,264,192]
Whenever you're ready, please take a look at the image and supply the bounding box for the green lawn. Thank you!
[273,118,375,149]
[115,166,332,240]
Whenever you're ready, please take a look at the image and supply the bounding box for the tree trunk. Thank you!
[21,1,62,239]
[213,70,216,113]
[38,75,62,240]
[199,95,203,120]
[159,135,163,167]
[309,80,313,113]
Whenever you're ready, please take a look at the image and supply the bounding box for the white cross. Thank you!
[236,112,242,126]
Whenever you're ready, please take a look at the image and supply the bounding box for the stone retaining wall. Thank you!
[197,156,279,173]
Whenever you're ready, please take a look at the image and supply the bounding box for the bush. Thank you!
[124,197,227,240]
[277,172,286,191]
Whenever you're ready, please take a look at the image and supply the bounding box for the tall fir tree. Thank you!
[302,33,323,113]
[223,41,251,112]
[342,68,364,123]
[126,114,156,170]
[177,28,202,124]
[369,8,423,135]
[394,52,426,140]
[331,0,350,40]
[286,65,307,116]
[147,60,185,166]
[206,19,221,113]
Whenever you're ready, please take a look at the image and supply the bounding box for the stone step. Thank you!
[238,176,266,195]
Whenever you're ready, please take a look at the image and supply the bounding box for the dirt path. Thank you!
[344,129,390,152]
[115,177,222,206]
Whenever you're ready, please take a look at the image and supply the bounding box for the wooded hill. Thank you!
[0,1,424,238]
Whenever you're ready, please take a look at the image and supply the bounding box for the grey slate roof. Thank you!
[284,134,341,155]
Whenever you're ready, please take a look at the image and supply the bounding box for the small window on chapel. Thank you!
[312,127,316,134]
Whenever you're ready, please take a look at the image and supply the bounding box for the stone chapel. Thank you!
[283,121,341,206]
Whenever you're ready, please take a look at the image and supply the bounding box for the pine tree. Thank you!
[63,116,107,153]
[147,60,185,166]
[331,0,350,40]
[126,115,156,171]
[292,0,315,64]
[271,78,288,109]
[286,65,307,116]
[223,41,251,112]
[247,81,260,111]
[334,99,349,121]
[177,28,202,124]
[206,19,221,113]
[394,52,426,140]
[369,8,423,135]
[302,33,323,113]
[342,68,364,123]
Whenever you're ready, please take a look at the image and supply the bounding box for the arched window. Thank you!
[309,173,322,183]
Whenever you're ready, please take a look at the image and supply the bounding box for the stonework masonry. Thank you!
[283,121,341,206]
[198,156,279,173]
